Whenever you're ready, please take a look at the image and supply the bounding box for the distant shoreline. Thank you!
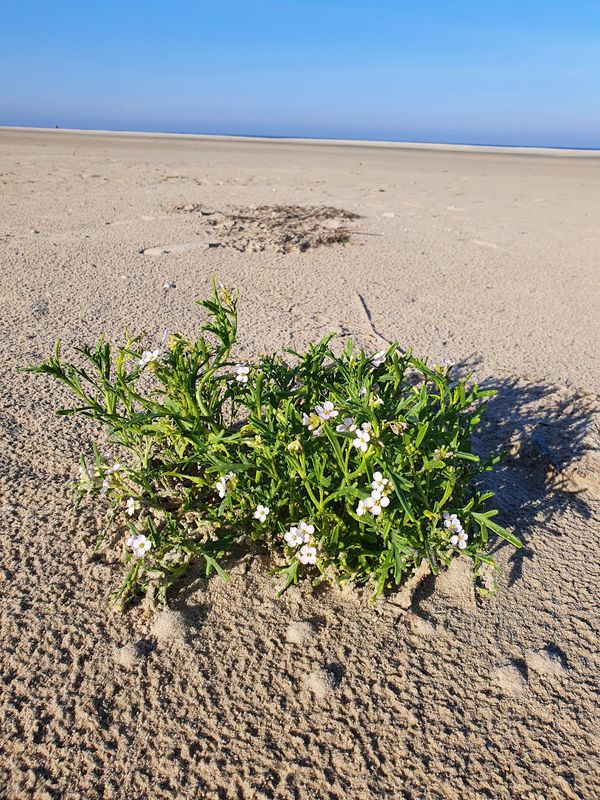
[2,124,599,157]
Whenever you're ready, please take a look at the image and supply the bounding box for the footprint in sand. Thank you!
[407,615,437,637]
[304,664,343,700]
[493,660,528,694]
[527,644,569,676]
[286,620,318,645]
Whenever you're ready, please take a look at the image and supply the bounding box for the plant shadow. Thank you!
[456,354,598,582]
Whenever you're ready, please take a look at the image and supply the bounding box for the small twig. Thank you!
[356,292,392,346]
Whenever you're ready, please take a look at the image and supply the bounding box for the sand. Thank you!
[1,128,599,799]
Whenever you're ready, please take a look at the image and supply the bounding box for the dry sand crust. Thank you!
[1,129,599,800]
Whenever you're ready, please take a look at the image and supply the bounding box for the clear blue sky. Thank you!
[2,1,599,147]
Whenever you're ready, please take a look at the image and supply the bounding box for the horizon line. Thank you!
[2,124,600,157]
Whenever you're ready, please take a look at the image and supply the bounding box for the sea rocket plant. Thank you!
[126,496,139,516]
[302,412,324,436]
[127,533,152,558]
[451,529,469,550]
[315,400,338,421]
[138,349,160,368]
[443,512,464,534]
[253,504,270,523]
[443,512,469,550]
[371,350,386,368]
[28,282,521,608]
[235,364,250,383]
[216,472,236,498]
[353,425,371,452]
[371,471,389,494]
[336,418,357,433]
[284,522,316,566]
[298,544,318,565]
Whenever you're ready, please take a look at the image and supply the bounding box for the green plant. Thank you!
[27,283,521,608]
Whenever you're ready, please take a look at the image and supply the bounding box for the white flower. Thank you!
[215,472,235,498]
[285,521,314,547]
[369,489,390,507]
[372,395,384,407]
[356,499,367,516]
[253,504,270,523]
[443,512,463,534]
[235,364,250,383]
[126,497,139,516]
[371,471,389,493]
[298,544,317,565]
[364,496,383,515]
[450,530,468,550]
[139,349,160,368]
[100,461,123,493]
[371,350,387,368]
[297,521,315,542]
[361,422,372,432]
[126,533,152,558]
[315,400,338,421]
[352,428,371,452]
[284,526,304,547]
[336,417,357,433]
[78,463,95,480]
[302,412,324,437]
[359,387,368,397]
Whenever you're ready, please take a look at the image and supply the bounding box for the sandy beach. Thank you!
[1,128,599,799]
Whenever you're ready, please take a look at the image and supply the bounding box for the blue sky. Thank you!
[1,1,599,147]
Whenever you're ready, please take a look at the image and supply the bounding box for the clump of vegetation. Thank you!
[28,283,520,609]
[175,204,361,252]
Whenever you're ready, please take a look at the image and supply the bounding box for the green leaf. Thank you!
[388,469,416,522]
[454,451,480,462]
[471,512,522,548]
[414,421,429,447]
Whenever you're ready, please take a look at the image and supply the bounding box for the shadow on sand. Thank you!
[458,355,598,587]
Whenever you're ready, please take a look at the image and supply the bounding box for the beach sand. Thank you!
[1,128,599,799]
